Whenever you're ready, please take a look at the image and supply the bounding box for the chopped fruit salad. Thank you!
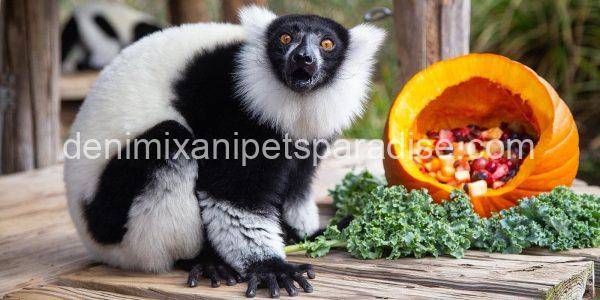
[412,122,537,197]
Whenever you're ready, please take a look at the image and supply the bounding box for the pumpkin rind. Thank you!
[383,53,579,217]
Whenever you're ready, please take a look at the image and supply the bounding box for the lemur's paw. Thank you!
[245,259,315,298]
[187,262,242,288]
[176,257,242,288]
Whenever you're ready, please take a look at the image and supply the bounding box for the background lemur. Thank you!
[64,6,384,298]
[61,2,162,72]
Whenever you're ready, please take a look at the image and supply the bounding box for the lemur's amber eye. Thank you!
[320,39,335,51]
[280,34,292,45]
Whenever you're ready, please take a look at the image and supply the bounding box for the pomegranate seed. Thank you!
[473,170,493,185]
[426,130,439,139]
[471,158,487,171]
[439,129,455,142]
[492,164,509,180]
[486,161,498,172]
[413,123,536,190]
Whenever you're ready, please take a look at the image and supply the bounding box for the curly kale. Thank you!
[472,187,600,253]
[284,171,600,259]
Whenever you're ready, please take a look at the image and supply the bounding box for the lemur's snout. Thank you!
[292,51,315,66]
[285,42,319,93]
[290,46,317,78]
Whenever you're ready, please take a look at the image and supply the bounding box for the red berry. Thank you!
[486,160,498,172]
[426,130,439,139]
[492,164,509,180]
[439,129,455,142]
[471,158,487,171]
[473,170,494,185]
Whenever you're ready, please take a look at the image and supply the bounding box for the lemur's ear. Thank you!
[347,24,386,63]
[238,5,277,41]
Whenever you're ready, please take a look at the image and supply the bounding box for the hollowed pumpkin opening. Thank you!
[410,77,539,192]
[411,77,538,136]
[384,54,579,217]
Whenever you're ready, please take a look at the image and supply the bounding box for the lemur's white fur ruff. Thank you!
[64,6,384,273]
[236,6,386,140]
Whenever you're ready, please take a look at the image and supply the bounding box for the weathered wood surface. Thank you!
[0,140,598,299]
[168,0,210,25]
[1,0,60,174]
[393,0,470,87]
[222,0,267,24]
[57,252,593,299]
[3,285,149,300]
[59,71,99,101]
[0,166,90,295]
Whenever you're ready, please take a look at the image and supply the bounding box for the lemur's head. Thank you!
[265,14,349,93]
[236,6,386,140]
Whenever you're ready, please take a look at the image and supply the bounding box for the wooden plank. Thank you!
[59,72,98,101]
[222,0,267,24]
[168,0,210,25]
[1,0,60,173]
[3,285,149,300]
[525,247,600,288]
[0,165,91,296]
[393,0,470,87]
[440,0,470,59]
[57,251,593,299]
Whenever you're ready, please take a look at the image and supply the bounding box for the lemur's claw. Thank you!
[184,262,241,288]
[244,260,315,298]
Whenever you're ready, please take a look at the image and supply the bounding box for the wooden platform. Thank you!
[1,140,598,299]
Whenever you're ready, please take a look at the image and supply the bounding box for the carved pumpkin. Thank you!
[383,53,579,217]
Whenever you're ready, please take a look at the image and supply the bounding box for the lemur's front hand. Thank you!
[187,259,242,288]
[176,247,242,288]
[245,259,315,298]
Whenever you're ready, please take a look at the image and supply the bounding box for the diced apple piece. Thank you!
[486,140,504,157]
[467,180,488,197]
[454,170,470,182]
[481,127,503,140]
[465,141,477,156]
[439,129,454,142]
[424,157,442,172]
[435,171,453,183]
[438,154,455,167]
[492,181,506,189]
[419,138,434,148]
[441,165,455,177]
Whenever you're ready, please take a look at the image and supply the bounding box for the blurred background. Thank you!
[30,0,600,184]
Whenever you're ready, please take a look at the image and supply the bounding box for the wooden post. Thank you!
[393,0,470,87]
[222,0,267,24]
[0,0,60,174]
[168,0,210,25]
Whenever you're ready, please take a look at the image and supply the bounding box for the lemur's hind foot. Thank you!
[245,259,315,298]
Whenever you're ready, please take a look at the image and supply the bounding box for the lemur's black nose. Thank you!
[292,51,314,65]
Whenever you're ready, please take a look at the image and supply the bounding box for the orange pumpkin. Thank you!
[383,53,579,217]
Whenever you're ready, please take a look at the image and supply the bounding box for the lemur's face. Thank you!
[266,15,349,94]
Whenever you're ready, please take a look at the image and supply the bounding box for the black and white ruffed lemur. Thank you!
[61,2,163,72]
[64,6,385,298]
